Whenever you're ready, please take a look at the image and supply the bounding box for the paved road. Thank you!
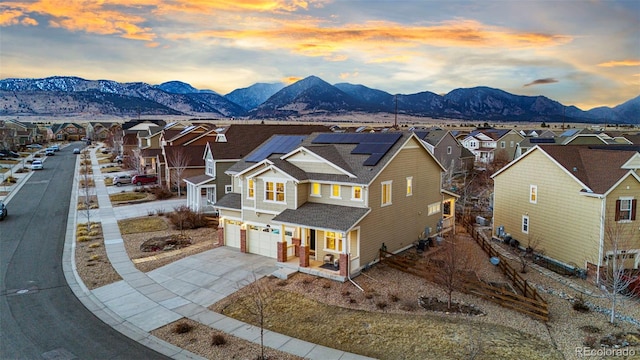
[0,143,168,359]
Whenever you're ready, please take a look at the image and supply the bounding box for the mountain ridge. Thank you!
[0,76,637,124]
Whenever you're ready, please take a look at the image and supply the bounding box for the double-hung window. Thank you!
[406,177,413,196]
[352,186,362,201]
[522,215,529,234]
[247,178,255,199]
[311,182,321,197]
[530,185,537,204]
[381,181,392,206]
[325,232,343,252]
[616,198,636,222]
[265,181,285,202]
[331,184,341,199]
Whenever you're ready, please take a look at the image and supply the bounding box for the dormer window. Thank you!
[352,186,362,201]
[265,181,285,202]
[216,134,227,142]
[205,159,214,176]
[331,184,341,199]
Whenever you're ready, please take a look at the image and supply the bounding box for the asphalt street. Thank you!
[0,143,168,359]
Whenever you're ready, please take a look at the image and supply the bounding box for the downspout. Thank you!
[597,196,606,284]
[344,230,364,292]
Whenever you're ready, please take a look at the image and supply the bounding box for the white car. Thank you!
[31,160,43,170]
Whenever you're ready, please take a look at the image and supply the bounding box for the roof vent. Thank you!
[572,167,578,172]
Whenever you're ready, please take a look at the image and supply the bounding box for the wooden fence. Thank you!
[379,224,549,322]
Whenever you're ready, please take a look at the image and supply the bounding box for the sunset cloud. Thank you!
[597,60,640,67]
[524,78,559,87]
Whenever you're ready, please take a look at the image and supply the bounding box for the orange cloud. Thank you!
[1,0,155,41]
[155,0,327,14]
[282,76,302,84]
[339,72,358,79]
[598,60,640,67]
[186,19,571,62]
[0,8,37,26]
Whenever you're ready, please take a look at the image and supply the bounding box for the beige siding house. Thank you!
[216,132,457,281]
[492,145,640,277]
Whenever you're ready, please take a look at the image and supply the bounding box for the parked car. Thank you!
[50,145,60,152]
[45,148,55,156]
[26,144,43,149]
[114,154,127,164]
[73,148,81,154]
[101,148,111,154]
[31,160,43,170]
[131,174,157,186]
[0,201,6,220]
[0,150,19,158]
[112,174,132,186]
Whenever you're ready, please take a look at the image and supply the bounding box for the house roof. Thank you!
[229,131,442,185]
[184,174,215,186]
[494,144,639,194]
[469,128,512,140]
[214,193,241,210]
[165,145,206,167]
[272,202,370,233]
[414,129,449,146]
[207,124,331,161]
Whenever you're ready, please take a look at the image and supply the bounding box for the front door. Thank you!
[309,229,316,259]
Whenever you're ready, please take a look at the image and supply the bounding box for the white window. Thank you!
[206,159,214,176]
[216,134,227,142]
[247,178,255,199]
[225,185,232,194]
[331,184,341,199]
[406,177,413,196]
[447,146,452,154]
[428,202,440,215]
[265,181,285,202]
[311,182,321,197]
[206,188,215,204]
[530,185,537,204]
[616,198,634,222]
[325,231,343,252]
[352,186,362,201]
[510,141,515,147]
[381,181,392,206]
[522,215,529,234]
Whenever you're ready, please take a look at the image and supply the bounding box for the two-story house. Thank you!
[492,145,640,278]
[184,124,330,213]
[215,132,457,281]
[414,128,474,174]
[461,128,523,164]
[50,123,86,142]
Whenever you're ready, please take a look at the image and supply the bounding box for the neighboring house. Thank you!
[87,122,120,141]
[49,123,86,141]
[492,144,640,277]
[1,119,40,147]
[461,128,523,164]
[184,124,331,213]
[215,131,457,281]
[414,128,474,173]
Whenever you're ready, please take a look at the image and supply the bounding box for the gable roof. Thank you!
[493,144,640,194]
[206,124,331,161]
[230,131,443,185]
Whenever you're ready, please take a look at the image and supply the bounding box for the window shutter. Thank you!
[632,199,637,221]
[615,200,621,221]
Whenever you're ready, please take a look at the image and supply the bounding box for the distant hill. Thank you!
[0,75,637,124]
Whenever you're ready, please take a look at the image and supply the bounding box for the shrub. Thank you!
[376,301,388,310]
[77,236,92,242]
[88,254,100,261]
[348,298,357,304]
[400,300,418,312]
[341,290,351,297]
[88,243,101,248]
[583,335,598,348]
[322,281,331,289]
[389,293,400,302]
[172,321,193,334]
[276,280,288,286]
[364,292,374,299]
[167,205,208,230]
[572,295,590,313]
[88,230,100,237]
[301,277,312,285]
[150,186,173,200]
[211,333,226,346]
[155,208,165,216]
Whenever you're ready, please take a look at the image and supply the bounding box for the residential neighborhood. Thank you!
[1,118,638,359]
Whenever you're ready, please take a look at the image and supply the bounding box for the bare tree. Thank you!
[238,273,272,360]
[124,148,143,174]
[79,151,95,232]
[597,220,639,324]
[514,234,544,274]
[435,233,476,309]
[167,147,189,197]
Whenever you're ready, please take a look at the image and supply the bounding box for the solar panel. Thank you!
[363,153,386,166]
[246,135,307,162]
[530,138,556,144]
[352,142,393,154]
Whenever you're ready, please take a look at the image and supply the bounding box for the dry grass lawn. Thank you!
[118,216,168,234]
[109,191,149,203]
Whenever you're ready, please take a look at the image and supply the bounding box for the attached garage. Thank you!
[224,219,242,249]
[247,225,280,258]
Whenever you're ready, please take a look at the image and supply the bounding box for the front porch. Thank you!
[277,257,348,282]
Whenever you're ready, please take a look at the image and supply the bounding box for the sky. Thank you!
[1,0,639,110]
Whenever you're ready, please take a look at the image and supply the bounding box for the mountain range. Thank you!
[0,75,637,124]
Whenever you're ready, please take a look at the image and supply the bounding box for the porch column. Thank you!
[292,238,301,257]
[216,227,224,246]
[240,229,247,253]
[339,253,349,277]
[277,241,287,262]
[299,246,309,267]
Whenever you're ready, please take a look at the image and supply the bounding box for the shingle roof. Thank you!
[272,202,370,232]
[214,193,241,210]
[539,145,639,194]
[184,174,214,185]
[208,124,331,161]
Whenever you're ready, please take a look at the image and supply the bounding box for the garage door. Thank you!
[247,225,279,258]
[224,220,241,249]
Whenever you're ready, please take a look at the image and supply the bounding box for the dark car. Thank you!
[0,150,19,158]
[131,174,158,186]
[0,201,7,220]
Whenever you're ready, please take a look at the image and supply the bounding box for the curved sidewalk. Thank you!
[63,147,374,360]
